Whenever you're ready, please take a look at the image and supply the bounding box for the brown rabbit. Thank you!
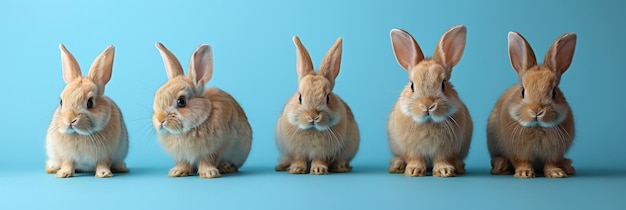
[387,25,473,177]
[45,44,129,178]
[274,36,360,175]
[153,42,252,178]
[487,31,577,178]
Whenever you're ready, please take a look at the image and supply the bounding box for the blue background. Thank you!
[1,0,625,209]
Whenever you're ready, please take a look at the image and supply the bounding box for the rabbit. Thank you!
[45,44,129,178]
[387,25,473,177]
[487,31,577,178]
[275,36,360,175]
[153,42,252,178]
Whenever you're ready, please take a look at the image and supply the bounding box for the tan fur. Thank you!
[45,44,129,178]
[387,26,473,177]
[153,42,252,178]
[275,36,360,175]
[487,32,577,178]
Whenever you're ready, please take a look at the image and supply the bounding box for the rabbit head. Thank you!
[287,36,343,131]
[55,44,115,135]
[152,42,214,134]
[390,25,467,124]
[507,32,576,127]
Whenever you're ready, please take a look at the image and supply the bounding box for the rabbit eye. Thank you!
[326,94,330,104]
[552,88,557,99]
[298,94,302,104]
[86,97,94,109]
[177,96,187,108]
[410,82,414,92]
[442,80,446,92]
[521,87,525,98]
[59,99,62,107]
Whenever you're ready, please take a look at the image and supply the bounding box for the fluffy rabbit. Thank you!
[487,32,577,178]
[275,36,360,175]
[45,44,129,178]
[387,25,473,177]
[153,42,252,178]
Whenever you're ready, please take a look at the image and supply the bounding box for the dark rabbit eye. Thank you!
[552,88,557,99]
[442,80,446,92]
[326,94,330,104]
[521,87,525,98]
[59,99,62,107]
[298,94,302,104]
[410,82,414,92]
[86,97,94,109]
[177,96,187,108]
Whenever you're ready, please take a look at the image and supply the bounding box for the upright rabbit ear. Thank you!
[188,44,213,88]
[86,45,115,94]
[319,37,343,86]
[155,42,184,79]
[508,31,537,74]
[390,29,424,71]
[293,36,315,81]
[59,44,82,83]
[434,25,467,69]
[543,33,576,76]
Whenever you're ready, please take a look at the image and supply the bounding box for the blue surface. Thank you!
[1,0,625,209]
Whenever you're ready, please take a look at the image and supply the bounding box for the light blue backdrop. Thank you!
[1,0,624,209]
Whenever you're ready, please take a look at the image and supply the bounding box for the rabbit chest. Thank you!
[412,123,462,157]
[389,119,465,159]
[158,130,228,163]
[504,126,573,159]
[53,133,120,168]
[286,128,345,159]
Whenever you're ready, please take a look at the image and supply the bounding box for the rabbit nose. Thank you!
[65,117,78,129]
[428,104,437,111]
[528,107,546,119]
[314,115,322,123]
[306,112,322,124]
[536,110,546,118]
[154,113,168,122]
[419,103,437,112]
[306,115,322,123]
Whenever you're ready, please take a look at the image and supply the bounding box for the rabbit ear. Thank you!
[390,29,424,71]
[59,44,82,83]
[86,45,114,93]
[155,42,184,79]
[508,31,537,74]
[434,25,467,69]
[543,33,576,76]
[319,37,343,86]
[188,44,213,88]
[293,36,315,81]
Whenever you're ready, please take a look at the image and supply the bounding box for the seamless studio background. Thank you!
[1,0,625,209]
